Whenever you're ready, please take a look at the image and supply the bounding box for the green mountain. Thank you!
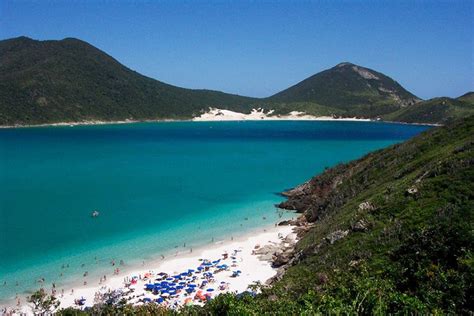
[383,93,474,124]
[0,36,471,125]
[266,62,421,117]
[0,36,256,125]
[458,91,474,103]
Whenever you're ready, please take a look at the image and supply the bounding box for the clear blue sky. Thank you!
[1,0,472,99]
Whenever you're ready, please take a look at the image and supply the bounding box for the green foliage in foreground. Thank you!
[50,117,474,315]
[27,288,60,314]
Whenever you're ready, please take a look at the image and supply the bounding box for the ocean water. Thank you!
[0,121,429,301]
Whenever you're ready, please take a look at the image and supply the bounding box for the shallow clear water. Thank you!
[0,121,429,300]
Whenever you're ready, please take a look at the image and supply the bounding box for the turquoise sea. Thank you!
[0,121,429,302]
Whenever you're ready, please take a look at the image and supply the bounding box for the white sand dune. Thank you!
[193,108,371,122]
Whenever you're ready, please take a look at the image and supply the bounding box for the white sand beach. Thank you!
[10,224,296,314]
[193,108,372,122]
[0,108,372,129]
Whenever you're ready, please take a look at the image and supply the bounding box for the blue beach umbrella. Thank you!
[188,269,195,273]
[206,288,214,292]
[143,298,152,302]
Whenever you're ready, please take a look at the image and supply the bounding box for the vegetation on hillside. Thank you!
[0,37,257,125]
[4,37,470,126]
[383,94,474,124]
[267,62,420,117]
[46,116,474,315]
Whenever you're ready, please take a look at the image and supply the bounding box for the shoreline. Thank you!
[4,223,298,314]
[0,117,439,130]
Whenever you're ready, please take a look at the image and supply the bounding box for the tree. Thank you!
[27,289,60,315]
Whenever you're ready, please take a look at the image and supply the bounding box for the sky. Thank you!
[0,0,472,99]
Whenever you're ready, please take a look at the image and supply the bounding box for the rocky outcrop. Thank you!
[351,219,370,232]
[325,230,349,244]
[358,201,376,212]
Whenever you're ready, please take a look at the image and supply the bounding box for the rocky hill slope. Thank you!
[196,115,474,314]
[266,62,421,117]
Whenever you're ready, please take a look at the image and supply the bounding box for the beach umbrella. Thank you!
[179,281,186,285]
[176,285,184,289]
[188,269,195,273]
[166,277,174,281]
[143,298,152,303]
[207,288,214,292]
[145,284,154,290]
[188,283,197,287]
[197,266,204,270]
[186,288,194,294]
[237,270,242,273]
[180,272,188,276]
[212,260,220,264]
[156,297,164,303]
[161,293,170,298]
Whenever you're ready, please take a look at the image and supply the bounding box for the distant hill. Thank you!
[383,93,474,124]
[0,36,471,125]
[0,36,256,125]
[457,91,474,103]
[266,62,421,117]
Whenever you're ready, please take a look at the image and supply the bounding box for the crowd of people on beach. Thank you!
[71,249,246,310]
[1,214,295,314]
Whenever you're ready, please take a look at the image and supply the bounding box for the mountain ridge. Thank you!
[1,36,472,126]
[268,62,420,108]
[0,36,257,125]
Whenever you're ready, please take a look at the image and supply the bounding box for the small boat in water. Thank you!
[91,210,100,217]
